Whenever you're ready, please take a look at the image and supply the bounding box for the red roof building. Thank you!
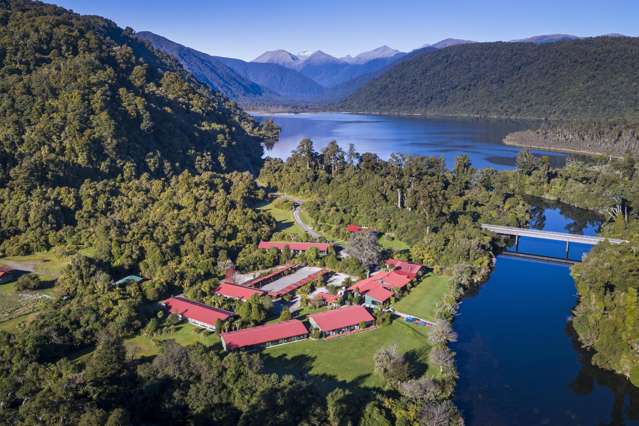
[221,320,308,351]
[215,282,265,301]
[385,259,424,279]
[258,241,331,254]
[346,224,363,233]
[242,264,297,288]
[312,291,340,306]
[161,297,234,331]
[349,270,412,305]
[308,305,375,337]
[0,266,18,283]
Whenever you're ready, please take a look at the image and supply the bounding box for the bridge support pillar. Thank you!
[565,241,570,259]
[514,235,519,252]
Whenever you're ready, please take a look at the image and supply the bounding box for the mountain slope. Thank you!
[214,56,327,101]
[138,31,327,102]
[0,1,272,190]
[342,37,639,120]
[136,31,275,101]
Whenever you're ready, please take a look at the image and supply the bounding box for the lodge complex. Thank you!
[155,240,426,351]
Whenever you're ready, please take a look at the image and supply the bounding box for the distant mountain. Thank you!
[342,36,639,121]
[214,56,327,101]
[138,32,326,103]
[514,34,580,44]
[253,49,301,68]
[430,38,476,49]
[252,47,407,88]
[342,45,401,64]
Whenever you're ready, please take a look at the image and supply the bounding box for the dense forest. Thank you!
[504,121,639,157]
[259,139,530,285]
[342,37,639,122]
[508,151,639,384]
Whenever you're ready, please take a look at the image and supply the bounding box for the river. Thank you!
[453,199,639,425]
[254,112,571,170]
[255,112,639,425]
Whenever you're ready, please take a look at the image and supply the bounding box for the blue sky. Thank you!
[53,0,639,60]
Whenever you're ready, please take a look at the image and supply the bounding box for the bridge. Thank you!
[481,224,627,260]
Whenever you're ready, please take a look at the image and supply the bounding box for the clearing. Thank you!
[393,274,450,321]
[264,320,432,395]
[125,323,221,358]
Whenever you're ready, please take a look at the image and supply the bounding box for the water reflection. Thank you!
[453,199,639,425]
[254,112,574,170]
[566,324,639,425]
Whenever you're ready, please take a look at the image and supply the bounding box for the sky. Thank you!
[52,0,639,61]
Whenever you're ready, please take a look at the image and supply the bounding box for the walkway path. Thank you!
[390,309,435,327]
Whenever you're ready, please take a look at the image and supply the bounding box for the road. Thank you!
[293,204,322,239]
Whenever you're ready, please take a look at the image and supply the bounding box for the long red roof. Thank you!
[221,320,308,350]
[258,241,331,252]
[385,259,423,279]
[162,297,233,327]
[309,305,374,332]
[242,264,296,288]
[215,283,265,301]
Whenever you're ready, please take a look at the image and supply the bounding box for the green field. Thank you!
[393,274,450,321]
[124,323,221,358]
[378,234,410,251]
[264,320,432,394]
[0,247,95,280]
[258,199,306,237]
[0,281,55,331]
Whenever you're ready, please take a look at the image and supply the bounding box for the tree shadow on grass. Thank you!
[262,352,396,418]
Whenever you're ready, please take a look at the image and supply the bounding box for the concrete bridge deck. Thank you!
[481,224,627,245]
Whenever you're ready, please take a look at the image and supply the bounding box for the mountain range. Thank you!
[137,31,633,118]
[342,36,639,121]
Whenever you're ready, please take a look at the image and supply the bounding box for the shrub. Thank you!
[15,274,42,291]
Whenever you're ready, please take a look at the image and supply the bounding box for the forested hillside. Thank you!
[0,1,277,190]
[0,0,282,256]
[342,37,639,121]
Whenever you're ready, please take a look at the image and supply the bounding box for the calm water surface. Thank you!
[254,112,571,170]
[453,200,639,425]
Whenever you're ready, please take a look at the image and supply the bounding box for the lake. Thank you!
[254,112,572,170]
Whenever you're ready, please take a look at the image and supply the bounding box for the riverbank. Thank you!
[503,125,639,158]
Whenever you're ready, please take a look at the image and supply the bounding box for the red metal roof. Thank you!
[258,241,331,252]
[350,271,411,292]
[363,285,394,303]
[385,259,423,279]
[309,305,374,332]
[346,224,363,233]
[268,269,327,298]
[0,266,14,277]
[242,264,296,288]
[221,320,308,350]
[161,297,234,327]
[215,283,265,301]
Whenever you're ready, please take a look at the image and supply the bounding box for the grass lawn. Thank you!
[379,234,409,251]
[0,281,54,328]
[263,320,432,395]
[257,199,306,237]
[0,247,95,281]
[125,323,221,359]
[393,274,450,321]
